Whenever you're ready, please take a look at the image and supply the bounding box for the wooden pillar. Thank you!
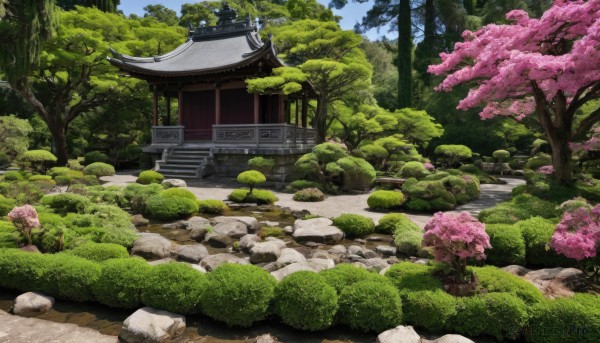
[295,99,299,127]
[254,93,259,124]
[301,92,308,128]
[266,95,272,123]
[166,96,171,125]
[152,87,159,126]
[215,86,221,125]
[278,94,285,123]
[178,90,183,126]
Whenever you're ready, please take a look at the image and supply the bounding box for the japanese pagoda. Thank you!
[108,3,316,180]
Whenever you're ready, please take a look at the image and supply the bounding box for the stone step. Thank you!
[171,149,211,154]
[158,165,199,171]
[165,159,207,164]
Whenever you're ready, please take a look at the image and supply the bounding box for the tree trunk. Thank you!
[49,124,69,166]
[315,94,328,143]
[397,0,413,109]
[548,132,573,185]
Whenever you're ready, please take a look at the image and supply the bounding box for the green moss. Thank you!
[160,187,196,200]
[228,188,278,204]
[65,242,129,262]
[145,194,198,220]
[136,170,164,185]
[384,262,443,293]
[320,264,391,294]
[333,213,375,238]
[485,224,526,266]
[376,213,420,234]
[93,258,152,309]
[367,190,405,210]
[197,199,228,214]
[398,161,427,179]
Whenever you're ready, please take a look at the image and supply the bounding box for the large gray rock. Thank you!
[213,216,260,233]
[329,245,347,255]
[173,244,209,263]
[294,217,333,229]
[363,258,389,272]
[433,334,476,343]
[161,179,187,188]
[189,227,209,242]
[276,248,306,268]
[120,307,186,343]
[204,232,233,248]
[11,292,54,317]
[239,234,261,253]
[250,240,286,264]
[200,253,249,271]
[376,325,421,343]
[131,214,149,227]
[213,221,248,239]
[348,245,363,256]
[376,245,397,256]
[293,225,344,245]
[131,235,172,260]
[181,216,211,230]
[271,262,318,281]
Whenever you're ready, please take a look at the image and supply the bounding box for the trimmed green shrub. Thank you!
[451,293,528,341]
[161,187,196,200]
[517,217,572,267]
[83,151,110,165]
[473,266,544,305]
[20,150,57,172]
[557,197,592,214]
[260,226,285,239]
[423,171,450,181]
[376,213,420,234]
[403,180,446,199]
[43,253,101,302]
[55,175,72,185]
[526,298,600,343]
[357,144,389,168]
[47,167,70,178]
[429,192,457,211]
[72,175,100,186]
[197,199,228,214]
[0,153,10,168]
[320,264,390,294]
[65,242,129,262]
[525,153,551,170]
[406,198,431,212]
[41,193,92,215]
[367,190,405,210]
[85,185,126,207]
[237,170,266,193]
[228,188,278,204]
[398,161,428,179]
[123,183,164,214]
[384,262,443,292]
[403,290,457,332]
[142,262,208,314]
[0,195,16,217]
[338,281,403,333]
[332,213,375,238]
[145,194,198,220]
[458,164,481,174]
[28,175,52,182]
[434,145,472,167]
[293,188,325,202]
[284,179,322,192]
[2,171,24,181]
[83,162,115,177]
[337,156,376,187]
[492,150,511,161]
[247,156,275,173]
[137,170,164,184]
[478,205,531,224]
[201,264,276,327]
[0,249,50,292]
[393,225,424,256]
[93,258,152,309]
[274,271,338,331]
[485,224,526,266]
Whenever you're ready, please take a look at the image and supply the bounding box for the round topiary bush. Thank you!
[65,242,129,262]
[274,271,338,331]
[19,150,57,172]
[237,170,267,193]
[485,224,526,266]
[145,194,198,220]
[377,213,421,234]
[293,188,325,202]
[28,175,53,182]
[123,183,164,214]
[160,187,196,200]
[2,171,24,181]
[83,151,110,165]
[43,253,101,302]
[247,156,275,173]
[197,199,228,214]
[320,263,390,294]
[393,224,424,256]
[332,213,375,238]
[200,264,276,327]
[228,188,278,204]
[450,292,529,341]
[399,161,428,179]
[367,190,405,210]
[137,170,165,185]
[403,290,457,332]
[338,281,403,333]
[142,262,208,314]
[41,193,92,215]
[47,167,70,178]
[82,162,115,178]
[93,257,152,309]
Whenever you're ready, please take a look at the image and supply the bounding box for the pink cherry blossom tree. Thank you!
[7,204,41,246]
[423,211,491,284]
[428,0,600,184]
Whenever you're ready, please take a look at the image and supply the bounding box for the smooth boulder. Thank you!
[250,239,286,264]
[213,216,260,233]
[120,307,185,343]
[200,253,249,271]
[276,248,306,268]
[162,179,187,188]
[213,221,248,239]
[173,244,209,263]
[11,292,54,317]
[376,325,421,343]
[131,235,172,260]
[293,225,344,245]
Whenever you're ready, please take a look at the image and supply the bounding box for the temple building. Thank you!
[108,3,316,180]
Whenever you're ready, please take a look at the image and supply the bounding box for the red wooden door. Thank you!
[182,90,215,140]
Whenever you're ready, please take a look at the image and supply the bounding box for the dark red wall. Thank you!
[182,90,215,140]
[220,88,254,124]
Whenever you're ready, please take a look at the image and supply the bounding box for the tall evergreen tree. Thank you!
[57,0,120,12]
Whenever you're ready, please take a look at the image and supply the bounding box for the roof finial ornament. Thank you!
[216,2,237,26]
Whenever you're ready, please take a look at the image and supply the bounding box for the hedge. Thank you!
[516,217,572,267]
[228,188,278,204]
[42,253,101,302]
[376,213,419,234]
[403,290,457,332]
[485,224,526,266]
[332,213,375,238]
[320,264,391,294]
[473,266,544,305]
[65,242,129,262]
[145,194,198,220]
[384,262,443,293]
[93,258,153,309]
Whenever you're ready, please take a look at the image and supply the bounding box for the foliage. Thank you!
[338,281,403,333]
[65,242,129,262]
[19,150,57,173]
[434,145,472,167]
[367,190,405,210]
[7,205,40,246]
[384,262,443,293]
[93,257,152,309]
[403,290,457,332]
[332,213,375,238]
[284,180,322,192]
[41,193,91,215]
[137,170,165,185]
[260,226,285,240]
[0,195,16,217]
[160,187,196,200]
[0,115,33,159]
[274,271,338,331]
[201,264,276,327]
[423,211,491,283]
[525,153,552,171]
[43,253,101,302]
[237,170,267,193]
[473,266,544,305]
[320,263,390,294]
[377,213,420,235]
[82,162,115,178]
[478,204,531,224]
[123,183,163,214]
[141,262,207,314]
[398,161,428,178]
[197,200,228,214]
[228,188,278,205]
[247,157,275,173]
[485,224,526,266]
[83,151,110,165]
[393,223,424,256]
[2,171,24,181]
[145,194,198,220]
[0,248,50,292]
[492,149,510,161]
[293,188,325,202]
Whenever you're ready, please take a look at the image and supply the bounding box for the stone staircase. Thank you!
[156,146,213,179]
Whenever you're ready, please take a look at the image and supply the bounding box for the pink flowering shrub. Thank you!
[537,165,554,175]
[423,211,491,283]
[551,205,600,283]
[423,162,435,171]
[7,205,41,246]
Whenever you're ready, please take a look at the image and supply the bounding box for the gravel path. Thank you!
[101,173,525,228]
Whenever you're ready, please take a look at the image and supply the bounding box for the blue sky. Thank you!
[118,0,396,41]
